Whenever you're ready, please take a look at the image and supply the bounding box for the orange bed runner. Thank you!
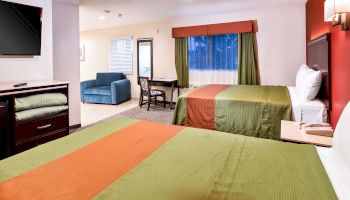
[186,85,230,129]
[0,121,184,200]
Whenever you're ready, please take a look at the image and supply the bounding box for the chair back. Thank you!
[96,73,125,86]
[139,77,150,95]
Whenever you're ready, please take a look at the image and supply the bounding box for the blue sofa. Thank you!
[80,73,131,105]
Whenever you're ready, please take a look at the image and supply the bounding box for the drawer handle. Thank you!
[37,124,52,130]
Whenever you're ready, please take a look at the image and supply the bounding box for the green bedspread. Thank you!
[173,85,292,140]
[0,118,337,200]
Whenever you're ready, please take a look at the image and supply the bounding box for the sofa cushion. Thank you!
[84,86,112,96]
[95,73,124,86]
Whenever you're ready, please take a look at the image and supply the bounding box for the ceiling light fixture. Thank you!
[98,10,111,21]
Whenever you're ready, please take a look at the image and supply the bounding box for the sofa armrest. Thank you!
[111,79,131,104]
[80,80,96,102]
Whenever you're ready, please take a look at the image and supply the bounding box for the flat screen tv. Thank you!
[0,0,42,56]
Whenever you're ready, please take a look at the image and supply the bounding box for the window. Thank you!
[110,36,133,75]
[188,34,238,86]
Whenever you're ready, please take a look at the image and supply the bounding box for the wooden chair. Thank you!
[139,77,166,111]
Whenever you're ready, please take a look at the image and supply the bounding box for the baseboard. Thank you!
[69,124,81,130]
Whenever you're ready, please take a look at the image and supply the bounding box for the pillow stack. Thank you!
[295,64,322,101]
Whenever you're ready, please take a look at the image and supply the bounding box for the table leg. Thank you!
[170,82,175,110]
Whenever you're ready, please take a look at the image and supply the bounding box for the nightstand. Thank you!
[280,120,333,147]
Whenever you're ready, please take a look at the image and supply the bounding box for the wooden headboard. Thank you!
[307,33,331,110]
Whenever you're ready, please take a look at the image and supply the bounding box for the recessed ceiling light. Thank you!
[99,15,106,20]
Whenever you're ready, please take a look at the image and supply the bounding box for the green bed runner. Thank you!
[173,85,292,140]
[0,118,336,200]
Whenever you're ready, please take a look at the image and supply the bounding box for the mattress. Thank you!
[288,86,328,123]
[0,118,337,200]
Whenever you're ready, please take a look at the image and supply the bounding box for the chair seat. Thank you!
[84,86,111,96]
[149,89,165,96]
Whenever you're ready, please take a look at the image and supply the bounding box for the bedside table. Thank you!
[281,120,333,147]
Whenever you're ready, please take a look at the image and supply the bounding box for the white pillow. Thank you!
[296,64,312,92]
[295,64,322,101]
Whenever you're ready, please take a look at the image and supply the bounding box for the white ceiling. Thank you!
[79,0,306,31]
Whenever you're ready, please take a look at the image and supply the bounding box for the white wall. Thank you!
[0,0,81,127]
[0,0,53,82]
[80,4,306,99]
[52,0,81,126]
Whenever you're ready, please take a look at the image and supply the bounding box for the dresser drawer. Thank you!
[14,112,68,143]
[14,129,68,154]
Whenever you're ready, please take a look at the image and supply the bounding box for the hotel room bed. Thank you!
[173,34,330,140]
[173,85,327,140]
[0,117,340,200]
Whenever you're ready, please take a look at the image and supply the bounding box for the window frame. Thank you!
[188,34,238,72]
[137,38,153,83]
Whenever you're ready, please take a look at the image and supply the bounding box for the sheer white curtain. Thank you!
[189,70,237,87]
[188,34,238,87]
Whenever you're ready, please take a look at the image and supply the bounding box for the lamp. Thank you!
[324,0,350,31]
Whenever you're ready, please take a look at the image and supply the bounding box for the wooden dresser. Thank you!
[0,81,69,159]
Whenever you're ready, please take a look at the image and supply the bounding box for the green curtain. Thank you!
[238,32,260,85]
[175,38,189,88]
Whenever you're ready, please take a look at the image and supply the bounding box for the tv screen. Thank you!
[0,1,42,55]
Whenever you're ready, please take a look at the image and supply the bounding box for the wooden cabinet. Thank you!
[0,101,10,159]
[14,112,69,154]
[0,81,69,159]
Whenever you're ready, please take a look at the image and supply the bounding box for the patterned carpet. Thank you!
[111,105,175,124]
[73,104,175,133]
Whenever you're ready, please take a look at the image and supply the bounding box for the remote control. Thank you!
[13,83,28,87]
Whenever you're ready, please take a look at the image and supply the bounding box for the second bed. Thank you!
[173,84,327,140]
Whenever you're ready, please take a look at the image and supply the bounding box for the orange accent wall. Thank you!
[306,0,350,126]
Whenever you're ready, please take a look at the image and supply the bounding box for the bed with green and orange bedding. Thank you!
[173,85,292,140]
[0,118,337,200]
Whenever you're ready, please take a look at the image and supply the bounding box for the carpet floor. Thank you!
[112,105,175,124]
[73,104,175,133]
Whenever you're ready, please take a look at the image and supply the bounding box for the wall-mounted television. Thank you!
[0,0,42,56]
